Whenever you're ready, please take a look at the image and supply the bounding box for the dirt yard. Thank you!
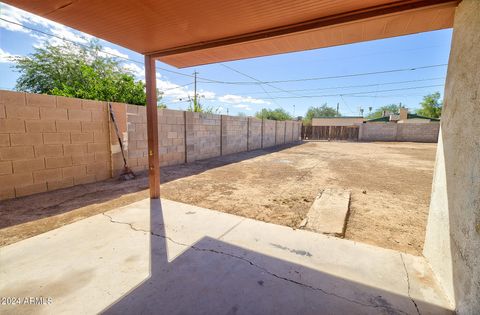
[0,141,436,255]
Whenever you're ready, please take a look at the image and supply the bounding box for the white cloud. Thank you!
[1,3,65,34]
[123,63,144,78]
[218,94,270,105]
[0,48,18,63]
[50,25,90,44]
[155,78,218,106]
[156,79,190,102]
[101,46,129,59]
[199,90,216,100]
[233,104,253,111]
[1,3,92,47]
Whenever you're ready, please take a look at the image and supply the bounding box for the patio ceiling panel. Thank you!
[160,3,456,67]
[4,0,458,68]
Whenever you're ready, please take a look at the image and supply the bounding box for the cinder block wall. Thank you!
[248,117,262,150]
[358,122,439,142]
[158,109,185,167]
[221,115,248,155]
[0,91,110,200]
[262,120,276,147]
[285,121,294,143]
[396,124,440,142]
[186,112,221,162]
[0,90,301,200]
[294,121,301,140]
[359,123,398,141]
[124,104,148,172]
[275,121,286,145]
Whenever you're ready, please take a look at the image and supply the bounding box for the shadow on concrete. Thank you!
[101,199,452,315]
[0,142,301,232]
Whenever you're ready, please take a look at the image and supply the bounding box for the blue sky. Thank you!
[1,3,452,117]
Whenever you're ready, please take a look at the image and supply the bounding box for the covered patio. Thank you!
[1,0,479,314]
[1,198,451,314]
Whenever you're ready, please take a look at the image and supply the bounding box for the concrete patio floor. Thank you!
[0,199,452,315]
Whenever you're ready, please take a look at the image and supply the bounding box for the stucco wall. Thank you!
[359,122,439,142]
[423,1,480,313]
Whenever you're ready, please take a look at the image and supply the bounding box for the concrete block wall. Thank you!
[186,112,221,162]
[285,121,294,143]
[396,123,440,142]
[358,122,439,142]
[262,119,276,147]
[158,109,185,166]
[221,115,248,155]
[275,121,286,145]
[0,90,301,200]
[0,90,110,200]
[293,121,301,140]
[124,104,148,172]
[247,117,262,150]
[359,123,398,141]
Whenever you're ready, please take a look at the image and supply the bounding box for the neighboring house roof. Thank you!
[366,113,440,122]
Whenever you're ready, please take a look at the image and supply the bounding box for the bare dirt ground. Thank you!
[0,141,436,255]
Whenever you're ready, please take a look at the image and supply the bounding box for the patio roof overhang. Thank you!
[5,0,458,68]
[4,0,460,199]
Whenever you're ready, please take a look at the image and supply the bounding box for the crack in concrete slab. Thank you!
[400,253,421,315]
[102,212,409,314]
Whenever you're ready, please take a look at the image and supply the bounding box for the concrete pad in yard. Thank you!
[305,188,351,236]
[0,198,452,314]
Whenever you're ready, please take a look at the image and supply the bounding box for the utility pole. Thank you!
[193,70,198,106]
[293,105,295,117]
[336,103,339,116]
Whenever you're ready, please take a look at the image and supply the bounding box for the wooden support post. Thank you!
[145,55,160,199]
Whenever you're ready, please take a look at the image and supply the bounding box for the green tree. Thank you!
[416,92,442,118]
[255,108,293,120]
[12,40,151,105]
[303,104,339,125]
[365,103,404,120]
[186,97,220,113]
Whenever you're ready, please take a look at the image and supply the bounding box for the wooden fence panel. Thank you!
[302,125,359,141]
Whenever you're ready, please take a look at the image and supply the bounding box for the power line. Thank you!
[255,84,444,100]
[230,77,445,96]
[220,63,298,96]
[159,82,193,91]
[219,63,284,106]
[199,64,448,85]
